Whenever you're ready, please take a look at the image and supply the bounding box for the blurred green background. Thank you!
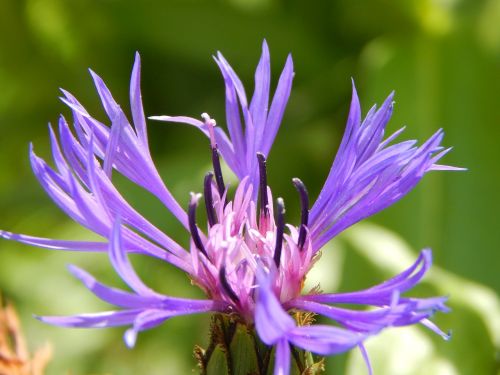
[0,0,498,374]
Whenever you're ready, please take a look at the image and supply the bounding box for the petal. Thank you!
[273,338,291,375]
[130,52,148,146]
[0,231,108,251]
[309,87,462,252]
[287,299,394,332]
[359,343,373,375]
[255,269,295,345]
[260,53,294,156]
[108,218,159,298]
[124,309,172,348]
[250,40,271,144]
[420,318,452,341]
[309,81,361,224]
[102,111,124,177]
[89,69,122,121]
[37,309,141,328]
[288,325,366,356]
[68,265,161,309]
[214,52,248,107]
[303,250,432,305]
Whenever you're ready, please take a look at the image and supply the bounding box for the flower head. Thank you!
[1,41,461,373]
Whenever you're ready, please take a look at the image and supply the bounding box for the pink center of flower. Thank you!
[187,115,315,321]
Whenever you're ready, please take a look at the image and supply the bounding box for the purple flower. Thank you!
[1,41,461,374]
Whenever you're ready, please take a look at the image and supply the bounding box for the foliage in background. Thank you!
[0,0,498,374]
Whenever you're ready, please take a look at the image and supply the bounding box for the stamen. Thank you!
[219,266,240,303]
[257,152,269,219]
[201,113,217,148]
[203,172,217,227]
[202,113,225,196]
[273,197,285,268]
[188,193,208,258]
[292,178,309,250]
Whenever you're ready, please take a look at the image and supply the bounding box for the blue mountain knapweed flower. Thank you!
[1,41,461,374]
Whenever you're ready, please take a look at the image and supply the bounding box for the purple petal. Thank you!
[84,134,191,269]
[222,74,246,168]
[63,75,189,230]
[108,218,159,297]
[420,318,452,341]
[287,325,366,356]
[0,231,108,251]
[68,264,161,309]
[130,52,148,146]
[103,112,124,177]
[89,69,121,121]
[29,146,84,224]
[274,339,291,375]
[287,299,395,332]
[255,269,295,345]
[70,263,223,316]
[303,250,432,305]
[37,309,141,328]
[250,40,271,146]
[309,81,361,224]
[309,86,462,252]
[356,92,394,164]
[48,123,69,177]
[260,53,294,156]
[359,343,373,375]
[214,53,253,176]
[124,309,172,348]
[214,52,248,107]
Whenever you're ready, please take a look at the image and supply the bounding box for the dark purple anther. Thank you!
[292,178,309,250]
[273,197,285,268]
[257,153,269,218]
[202,113,226,197]
[204,172,217,227]
[211,147,226,197]
[188,194,208,258]
[219,266,240,303]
